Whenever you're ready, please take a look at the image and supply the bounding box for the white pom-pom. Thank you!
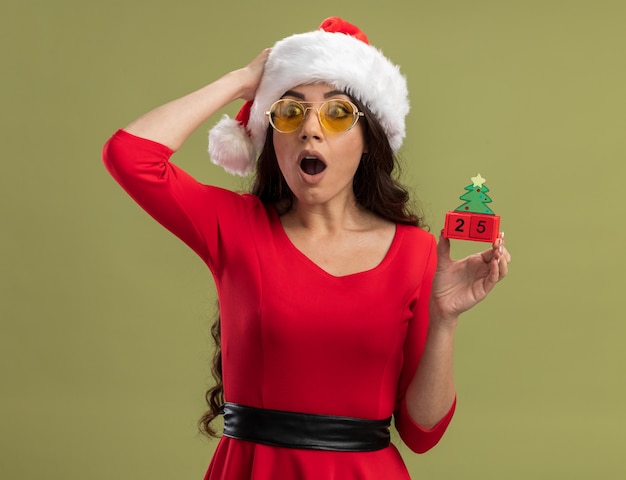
[208,115,257,176]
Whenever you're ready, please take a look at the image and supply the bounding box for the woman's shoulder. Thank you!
[396,222,436,247]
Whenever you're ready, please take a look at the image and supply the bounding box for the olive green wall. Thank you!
[2,0,624,478]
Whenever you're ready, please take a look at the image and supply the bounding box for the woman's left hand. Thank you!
[430,232,511,326]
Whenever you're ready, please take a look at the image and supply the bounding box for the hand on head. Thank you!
[239,48,272,102]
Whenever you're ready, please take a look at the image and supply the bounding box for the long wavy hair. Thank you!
[198,96,424,437]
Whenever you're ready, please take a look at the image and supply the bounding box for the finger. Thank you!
[498,256,509,278]
[484,233,509,292]
[496,245,509,272]
[480,245,495,264]
[494,234,511,265]
[483,257,501,294]
[495,232,504,252]
[491,249,509,283]
[487,232,506,264]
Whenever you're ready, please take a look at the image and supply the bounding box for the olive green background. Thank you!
[2,0,624,478]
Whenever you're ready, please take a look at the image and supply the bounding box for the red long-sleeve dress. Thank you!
[103,129,455,479]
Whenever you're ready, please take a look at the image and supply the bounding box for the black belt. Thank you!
[222,402,391,452]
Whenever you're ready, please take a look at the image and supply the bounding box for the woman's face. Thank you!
[272,83,367,208]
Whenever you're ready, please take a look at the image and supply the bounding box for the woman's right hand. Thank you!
[237,48,271,102]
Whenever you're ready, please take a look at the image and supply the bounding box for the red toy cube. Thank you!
[444,211,500,243]
[444,211,471,240]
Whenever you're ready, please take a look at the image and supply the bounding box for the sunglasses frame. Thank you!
[265,98,364,134]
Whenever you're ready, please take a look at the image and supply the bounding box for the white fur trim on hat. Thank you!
[208,115,256,176]
[208,21,409,176]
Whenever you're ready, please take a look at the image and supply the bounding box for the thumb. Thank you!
[436,230,452,268]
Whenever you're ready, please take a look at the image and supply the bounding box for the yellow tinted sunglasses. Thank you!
[266,99,364,133]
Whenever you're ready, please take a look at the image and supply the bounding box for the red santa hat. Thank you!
[208,17,409,176]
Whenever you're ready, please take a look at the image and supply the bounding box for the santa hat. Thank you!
[208,17,409,176]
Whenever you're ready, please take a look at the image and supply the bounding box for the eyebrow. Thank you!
[281,89,348,100]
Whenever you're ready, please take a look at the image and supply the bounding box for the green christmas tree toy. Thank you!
[443,174,501,243]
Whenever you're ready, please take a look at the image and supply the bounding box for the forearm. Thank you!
[124,69,250,152]
[404,316,457,429]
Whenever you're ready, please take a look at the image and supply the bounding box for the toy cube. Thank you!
[444,211,500,243]
[444,211,472,240]
[469,214,500,242]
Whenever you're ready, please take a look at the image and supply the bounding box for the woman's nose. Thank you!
[299,108,322,140]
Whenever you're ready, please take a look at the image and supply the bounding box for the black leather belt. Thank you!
[222,402,391,452]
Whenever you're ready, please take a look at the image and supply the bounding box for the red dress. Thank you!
[103,130,455,479]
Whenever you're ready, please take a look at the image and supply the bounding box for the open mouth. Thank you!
[300,156,327,175]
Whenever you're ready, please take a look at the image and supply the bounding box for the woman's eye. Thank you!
[326,104,349,119]
[284,104,303,117]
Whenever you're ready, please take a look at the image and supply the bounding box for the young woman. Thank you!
[103,17,510,480]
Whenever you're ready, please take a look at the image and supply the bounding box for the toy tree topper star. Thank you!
[443,173,501,243]
[470,173,486,187]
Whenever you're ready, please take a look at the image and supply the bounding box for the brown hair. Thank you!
[199,97,424,437]
[198,306,223,437]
